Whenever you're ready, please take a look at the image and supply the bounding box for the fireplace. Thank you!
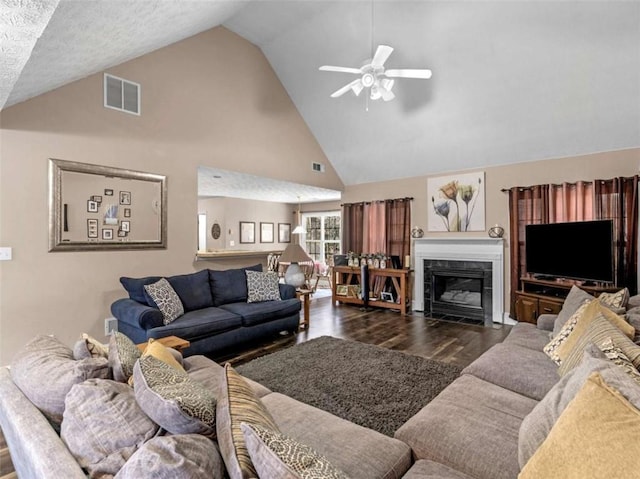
[413,238,505,325]
[424,260,493,325]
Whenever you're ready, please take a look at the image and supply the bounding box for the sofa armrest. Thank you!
[111,298,163,330]
[537,314,557,332]
[279,283,296,300]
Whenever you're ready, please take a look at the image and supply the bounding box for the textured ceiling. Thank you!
[2,0,640,190]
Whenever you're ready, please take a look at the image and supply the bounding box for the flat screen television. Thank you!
[525,220,614,283]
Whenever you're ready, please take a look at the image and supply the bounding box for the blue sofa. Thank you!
[110,265,301,357]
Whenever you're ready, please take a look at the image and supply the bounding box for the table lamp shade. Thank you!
[279,244,312,264]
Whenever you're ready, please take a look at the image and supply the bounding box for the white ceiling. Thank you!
[2,0,640,194]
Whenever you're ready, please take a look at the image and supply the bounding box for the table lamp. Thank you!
[279,244,313,288]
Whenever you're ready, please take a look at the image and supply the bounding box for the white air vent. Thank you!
[312,162,325,173]
[104,73,140,115]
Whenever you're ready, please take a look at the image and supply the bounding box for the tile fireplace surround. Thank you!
[413,238,507,324]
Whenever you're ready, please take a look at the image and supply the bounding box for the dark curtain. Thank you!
[593,177,638,294]
[385,198,411,260]
[342,202,364,254]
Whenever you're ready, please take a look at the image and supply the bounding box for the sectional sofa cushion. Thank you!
[264,392,412,479]
[164,269,214,311]
[502,322,552,351]
[10,335,110,424]
[220,298,301,327]
[133,356,217,437]
[61,379,158,478]
[210,264,263,307]
[242,423,349,479]
[519,372,640,479]
[146,307,243,341]
[394,374,537,479]
[114,435,225,479]
[552,285,594,337]
[402,460,477,479]
[144,278,185,324]
[120,276,162,304]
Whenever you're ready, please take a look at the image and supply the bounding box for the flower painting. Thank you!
[428,172,485,232]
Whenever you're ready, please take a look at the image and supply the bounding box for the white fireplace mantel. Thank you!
[413,237,506,323]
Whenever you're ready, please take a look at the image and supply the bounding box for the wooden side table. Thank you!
[296,289,312,329]
[137,335,190,353]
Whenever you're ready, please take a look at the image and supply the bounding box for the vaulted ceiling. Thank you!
[2,0,639,189]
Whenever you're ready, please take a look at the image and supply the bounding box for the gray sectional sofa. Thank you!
[2,285,639,478]
[111,265,301,356]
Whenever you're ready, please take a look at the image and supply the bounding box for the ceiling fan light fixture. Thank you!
[380,78,394,91]
[351,81,364,96]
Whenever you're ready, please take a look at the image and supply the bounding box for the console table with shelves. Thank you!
[514,277,619,323]
[332,266,412,315]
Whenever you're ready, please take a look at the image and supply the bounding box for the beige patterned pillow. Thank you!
[598,288,630,310]
[109,331,141,382]
[598,337,640,386]
[544,301,593,364]
[242,423,350,479]
[73,333,109,360]
[216,363,280,479]
[144,278,184,324]
[246,271,282,303]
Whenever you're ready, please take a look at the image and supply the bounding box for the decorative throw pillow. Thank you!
[109,331,142,383]
[216,363,280,479]
[544,301,592,364]
[552,286,595,337]
[598,287,630,311]
[558,315,640,376]
[519,372,640,478]
[598,337,640,386]
[144,278,184,324]
[61,379,159,478]
[246,270,282,303]
[114,434,225,479]
[10,335,110,424]
[73,333,109,360]
[242,423,350,479]
[128,338,186,386]
[133,356,216,437]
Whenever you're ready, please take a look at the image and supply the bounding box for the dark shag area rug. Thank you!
[236,336,462,437]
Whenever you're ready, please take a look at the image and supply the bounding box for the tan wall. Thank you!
[340,148,640,314]
[0,27,343,365]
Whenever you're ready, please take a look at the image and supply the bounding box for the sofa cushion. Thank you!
[395,374,537,479]
[220,298,301,327]
[134,356,217,436]
[246,270,281,303]
[552,285,594,337]
[402,460,476,479]
[120,275,162,304]
[216,364,280,479]
[519,372,640,479]
[242,423,349,479]
[10,335,111,424]
[109,332,142,383]
[209,264,263,306]
[167,269,214,312]
[502,322,551,352]
[264,392,412,479]
[61,379,158,478]
[114,434,225,479]
[144,278,185,324]
[147,307,242,341]
[461,343,559,400]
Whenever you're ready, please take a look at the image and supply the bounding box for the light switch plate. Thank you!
[0,247,12,261]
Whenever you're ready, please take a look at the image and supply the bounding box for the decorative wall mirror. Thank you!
[49,159,167,251]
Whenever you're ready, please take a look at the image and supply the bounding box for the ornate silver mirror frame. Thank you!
[49,159,167,251]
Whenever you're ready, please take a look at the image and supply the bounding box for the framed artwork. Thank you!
[336,285,348,296]
[91,195,102,203]
[380,291,394,302]
[87,219,98,238]
[104,189,114,196]
[278,223,291,243]
[119,191,131,205]
[102,229,113,240]
[124,208,131,218]
[118,230,127,237]
[87,200,98,213]
[260,222,274,243]
[428,171,485,232]
[120,220,130,232]
[239,221,255,244]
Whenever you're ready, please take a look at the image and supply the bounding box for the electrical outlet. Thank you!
[0,247,12,261]
[104,317,118,336]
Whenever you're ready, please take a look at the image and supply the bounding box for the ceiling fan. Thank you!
[319,44,432,102]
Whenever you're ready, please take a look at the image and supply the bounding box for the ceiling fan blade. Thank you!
[319,65,362,74]
[385,68,432,79]
[331,79,362,98]
[371,45,393,68]
[351,80,364,96]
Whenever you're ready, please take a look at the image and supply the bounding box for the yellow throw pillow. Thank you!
[519,372,640,479]
[142,338,184,372]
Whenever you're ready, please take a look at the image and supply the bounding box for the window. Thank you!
[301,211,341,264]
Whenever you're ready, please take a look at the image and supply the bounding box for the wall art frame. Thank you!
[260,222,274,243]
[278,223,291,243]
[239,221,255,244]
[428,171,485,232]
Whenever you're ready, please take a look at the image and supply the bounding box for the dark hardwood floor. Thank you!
[216,290,512,368]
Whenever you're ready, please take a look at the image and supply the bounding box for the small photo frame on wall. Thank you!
[124,208,131,218]
[278,223,291,243]
[260,222,274,243]
[91,195,102,203]
[120,220,130,232]
[240,221,255,244]
[119,191,131,205]
[118,230,127,237]
[87,219,98,238]
[102,229,113,240]
[87,200,98,213]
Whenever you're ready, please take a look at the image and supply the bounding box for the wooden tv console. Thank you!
[514,276,619,324]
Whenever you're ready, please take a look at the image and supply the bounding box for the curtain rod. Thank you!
[340,197,414,207]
